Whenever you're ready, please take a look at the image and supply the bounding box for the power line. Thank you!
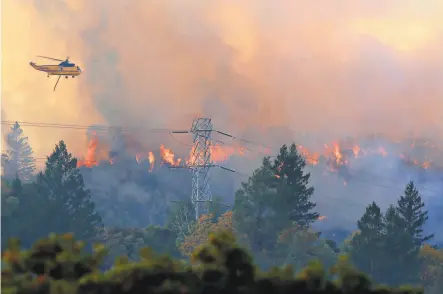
[3,120,442,196]
[1,120,172,133]
[168,132,193,147]
[1,120,273,149]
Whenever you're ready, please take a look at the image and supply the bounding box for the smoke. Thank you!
[4,0,443,150]
[3,0,443,237]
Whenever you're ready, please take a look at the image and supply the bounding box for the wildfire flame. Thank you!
[77,133,99,168]
[148,151,155,172]
[210,144,247,163]
[186,145,197,166]
[352,145,360,158]
[76,130,439,176]
[297,145,319,165]
[160,144,182,166]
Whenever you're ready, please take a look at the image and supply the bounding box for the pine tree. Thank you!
[349,202,385,282]
[233,157,279,254]
[380,205,410,286]
[271,143,319,228]
[36,141,103,242]
[391,181,434,284]
[397,181,434,246]
[1,122,36,182]
[1,177,51,248]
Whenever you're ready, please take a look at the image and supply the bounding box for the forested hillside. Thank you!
[2,123,443,293]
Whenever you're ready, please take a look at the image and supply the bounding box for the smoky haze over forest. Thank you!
[2,1,443,241]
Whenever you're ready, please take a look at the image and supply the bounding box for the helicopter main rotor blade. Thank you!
[53,75,61,91]
[37,55,64,62]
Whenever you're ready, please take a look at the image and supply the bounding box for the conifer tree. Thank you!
[391,181,434,284]
[234,144,319,266]
[1,177,50,248]
[36,141,103,242]
[271,143,319,228]
[1,122,36,182]
[233,157,278,253]
[380,205,409,286]
[396,181,434,246]
[350,202,385,282]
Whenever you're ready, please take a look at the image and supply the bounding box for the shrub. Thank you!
[2,231,423,294]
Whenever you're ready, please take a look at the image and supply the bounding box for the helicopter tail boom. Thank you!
[29,62,39,70]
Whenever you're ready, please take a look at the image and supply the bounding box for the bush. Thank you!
[2,231,423,294]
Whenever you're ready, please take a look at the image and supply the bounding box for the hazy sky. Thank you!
[3,0,443,161]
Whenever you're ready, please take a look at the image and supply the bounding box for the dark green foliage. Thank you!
[233,157,279,253]
[36,141,103,242]
[233,143,319,266]
[2,141,103,250]
[349,182,434,287]
[381,205,409,286]
[99,226,181,268]
[383,181,432,285]
[271,143,319,227]
[396,181,433,246]
[349,202,385,282]
[1,178,51,249]
[143,226,181,257]
[2,232,423,294]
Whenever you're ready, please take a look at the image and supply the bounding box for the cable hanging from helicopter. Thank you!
[29,55,82,91]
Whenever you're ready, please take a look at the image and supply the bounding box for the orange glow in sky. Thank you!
[2,0,443,168]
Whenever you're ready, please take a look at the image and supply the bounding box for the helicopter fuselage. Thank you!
[29,62,82,76]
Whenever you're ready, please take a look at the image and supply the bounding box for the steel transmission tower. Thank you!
[189,118,213,218]
[170,118,235,220]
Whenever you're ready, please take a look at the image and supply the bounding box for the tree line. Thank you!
[2,122,443,292]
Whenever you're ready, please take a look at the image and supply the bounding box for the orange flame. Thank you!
[148,151,155,172]
[297,145,319,165]
[186,145,197,166]
[210,144,246,162]
[352,145,360,158]
[211,145,228,162]
[77,133,98,168]
[422,161,431,169]
[332,143,344,165]
[75,130,440,175]
[160,144,182,166]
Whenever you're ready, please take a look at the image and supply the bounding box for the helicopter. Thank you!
[29,56,82,91]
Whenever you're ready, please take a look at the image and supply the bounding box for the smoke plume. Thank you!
[3,0,443,238]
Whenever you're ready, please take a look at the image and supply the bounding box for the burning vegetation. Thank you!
[296,137,440,172]
[76,131,443,185]
[76,133,248,172]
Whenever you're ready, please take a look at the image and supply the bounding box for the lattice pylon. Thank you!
[189,118,213,219]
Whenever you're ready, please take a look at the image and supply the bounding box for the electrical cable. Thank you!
[3,120,442,196]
